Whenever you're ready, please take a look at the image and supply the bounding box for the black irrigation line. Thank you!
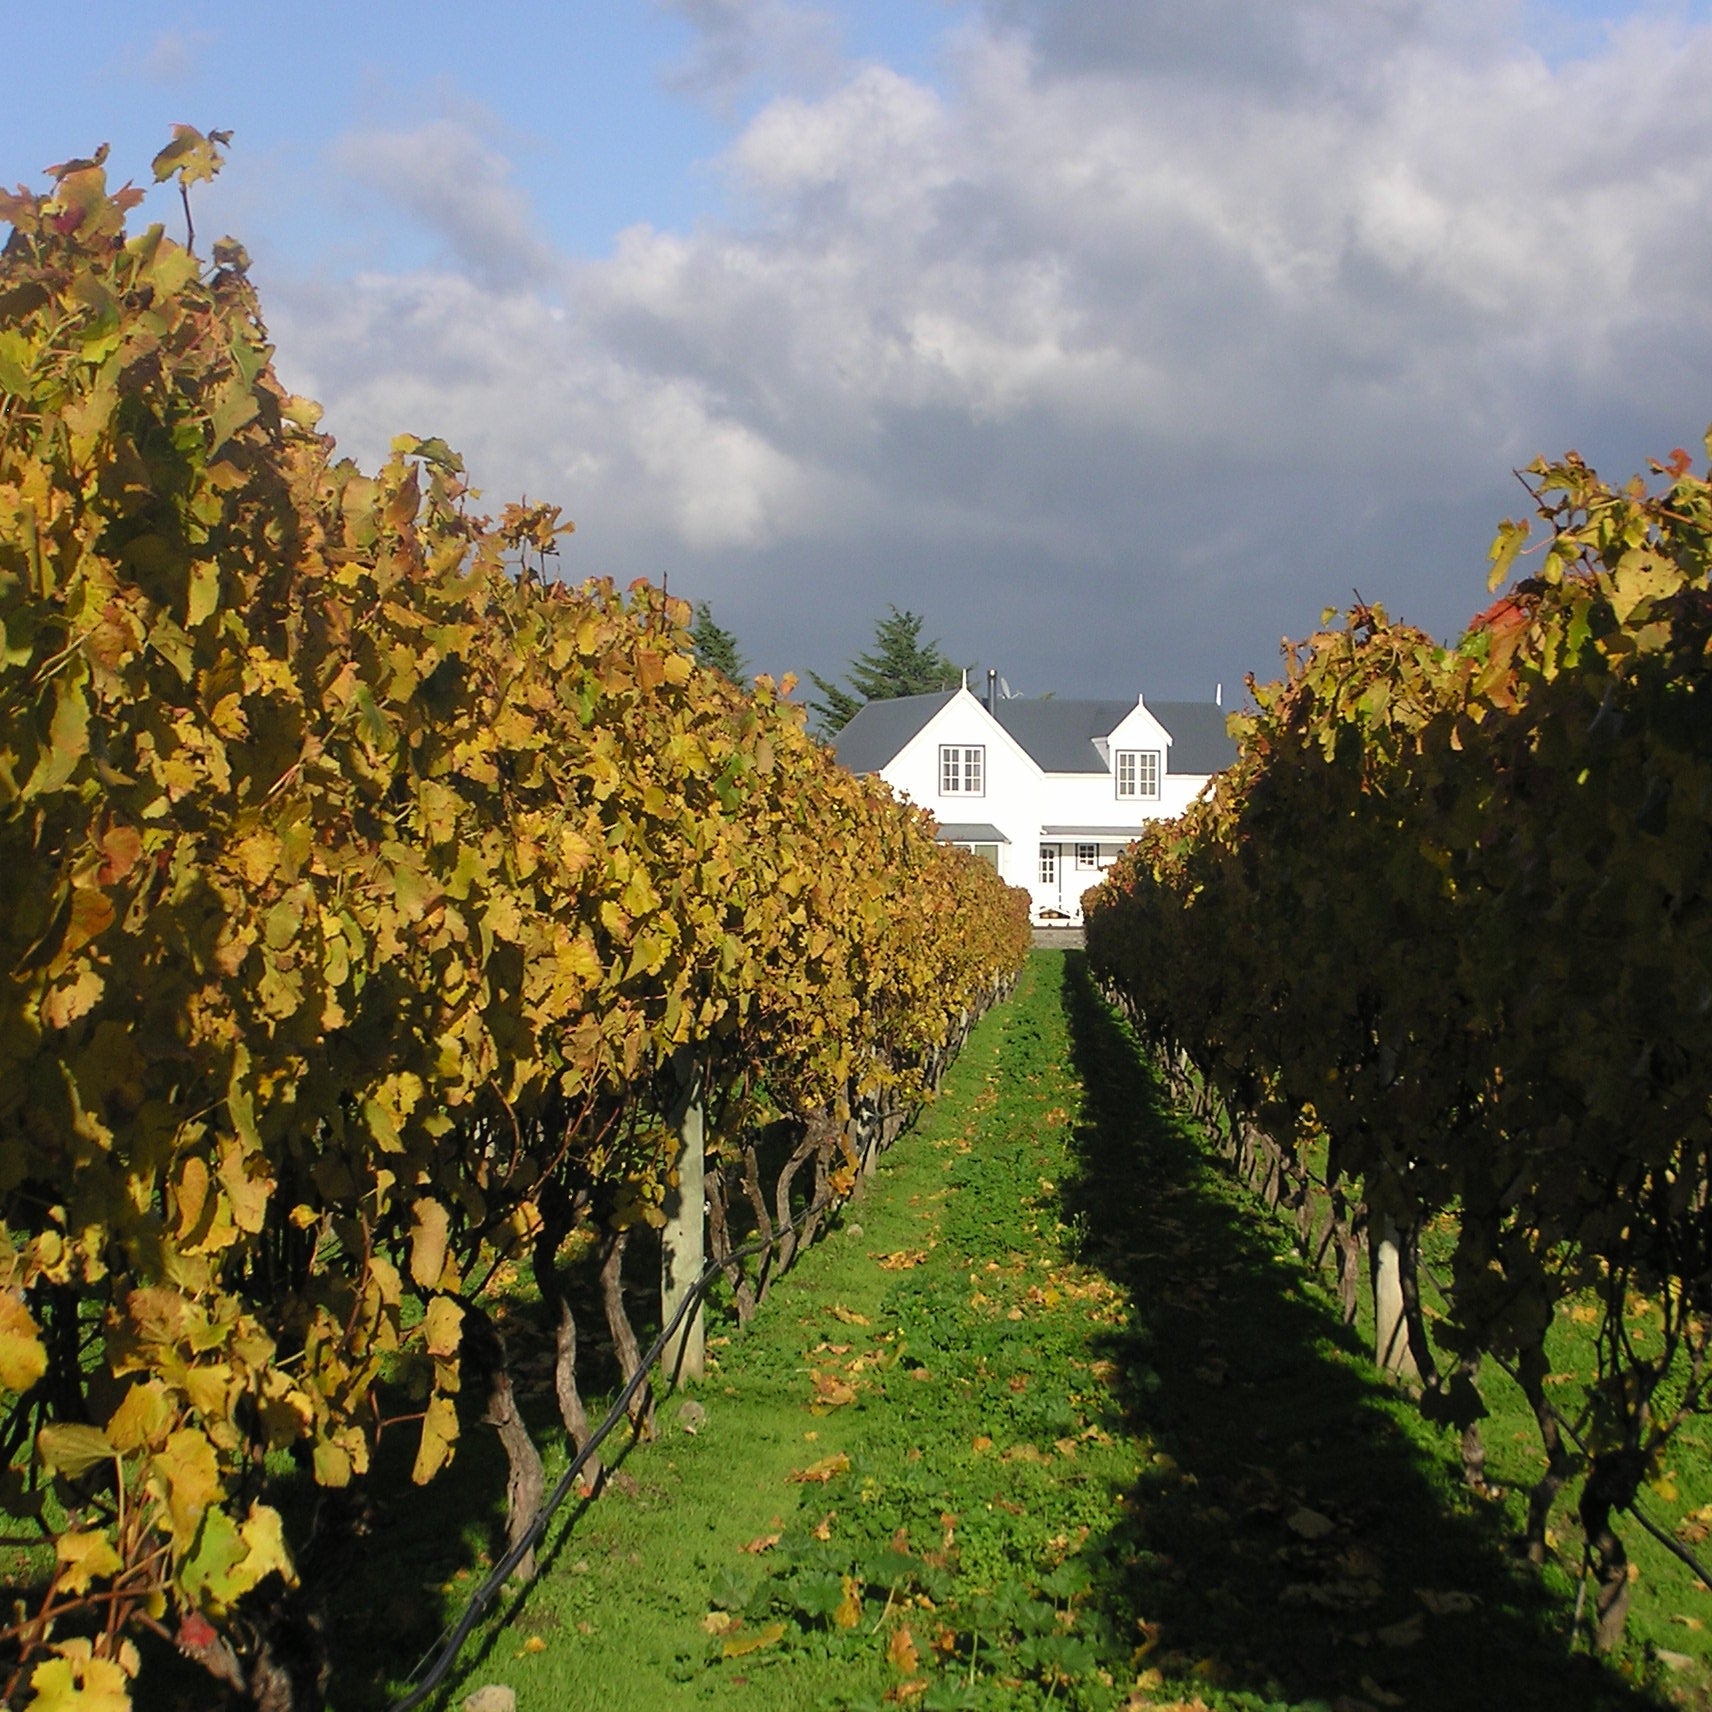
[385,1158,864,1712]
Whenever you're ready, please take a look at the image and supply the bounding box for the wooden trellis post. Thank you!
[660,1053,706,1386]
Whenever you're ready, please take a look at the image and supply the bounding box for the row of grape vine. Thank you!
[1084,434,1712,1653]
[0,136,1030,1708]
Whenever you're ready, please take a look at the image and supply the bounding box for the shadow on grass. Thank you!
[1052,952,1657,1712]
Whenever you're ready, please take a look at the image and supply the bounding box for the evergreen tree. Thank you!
[810,607,961,733]
[690,602,748,682]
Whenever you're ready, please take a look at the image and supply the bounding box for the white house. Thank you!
[832,682,1236,923]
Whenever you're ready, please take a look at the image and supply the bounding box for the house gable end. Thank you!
[1103,699,1174,758]
[889,687,1039,784]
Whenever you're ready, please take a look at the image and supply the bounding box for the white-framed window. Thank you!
[1039,844,1058,886]
[939,744,984,796]
[1115,749,1161,800]
[1075,843,1098,870]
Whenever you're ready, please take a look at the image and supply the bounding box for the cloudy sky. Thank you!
[8,2,1712,704]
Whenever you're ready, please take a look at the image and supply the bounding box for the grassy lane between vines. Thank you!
[338,953,1666,1712]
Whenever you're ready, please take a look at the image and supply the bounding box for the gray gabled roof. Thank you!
[996,698,1237,776]
[830,689,1238,778]
[992,700,1133,773]
[1149,701,1239,775]
[830,691,955,774]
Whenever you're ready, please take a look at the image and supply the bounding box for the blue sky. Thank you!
[6,2,1712,701]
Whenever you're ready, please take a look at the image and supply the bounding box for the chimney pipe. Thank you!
[986,667,997,712]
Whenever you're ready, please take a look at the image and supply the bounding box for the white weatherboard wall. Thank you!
[874,687,1216,923]
[883,689,1037,889]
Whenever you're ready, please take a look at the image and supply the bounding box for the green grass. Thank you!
[282,953,1685,1711]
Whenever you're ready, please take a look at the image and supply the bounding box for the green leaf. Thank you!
[151,125,230,187]
[1487,517,1529,592]
[37,1422,116,1480]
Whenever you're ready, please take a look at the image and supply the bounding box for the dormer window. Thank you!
[1115,749,1160,800]
[939,744,985,796]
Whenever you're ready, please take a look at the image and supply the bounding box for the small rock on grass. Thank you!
[463,1687,516,1712]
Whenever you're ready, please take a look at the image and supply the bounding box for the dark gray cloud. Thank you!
[285,4,1712,703]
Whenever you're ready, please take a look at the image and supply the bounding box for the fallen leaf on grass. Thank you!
[514,1634,546,1656]
[702,1611,737,1635]
[1280,1580,1382,1611]
[831,1304,869,1325]
[885,1683,929,1704]
[887,1624,920,1674]
[835,1575,862,1629]
[788,1453,851,1484]
[971,1436,993,1453]
[811,1371,858,1408]
[1374,1613,1425,1648]
[740,1534,781,1554]
[907,1367,932,1383]
[1286,1506,1337,1540]
[876,1250,930,1271]
[1414,1588,1478,1616]
[812,1513,835,1541]
[722,1621,786,1658]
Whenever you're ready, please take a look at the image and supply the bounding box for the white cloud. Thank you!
[332,116,559,291]
[659,0,844,112]
[129,29,216,85]
[279,3,1712,695]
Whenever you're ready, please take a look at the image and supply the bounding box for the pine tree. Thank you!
[690,602,748,682]
[810,608,961,733]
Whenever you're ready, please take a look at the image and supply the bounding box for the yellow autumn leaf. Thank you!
[54,1530,123,1595]
[788,1453,851,1484]
[422,1296,463,1358]
[0,1293,46,1394]
[408,1199,450,1290]
[27,1640,132,1712]
[887,1623,920,1674]
[721,1620,786,1658]
[834,1574,862,1629]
